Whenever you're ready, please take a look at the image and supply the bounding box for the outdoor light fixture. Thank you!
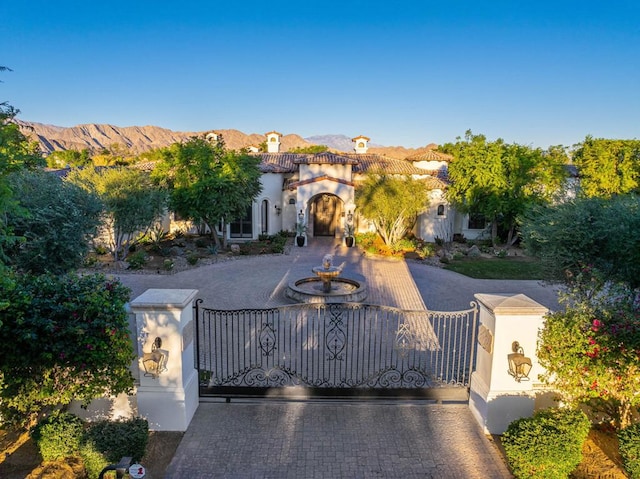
[507,341,532,383]
[347,211,353,223]
[274,205,281,216]
[142,337,168,379]
[298,209,304,221]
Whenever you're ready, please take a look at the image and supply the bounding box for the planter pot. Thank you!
[345,236,354,247]
[296,236,305,247]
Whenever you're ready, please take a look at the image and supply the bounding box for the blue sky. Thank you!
[2,1,639,148]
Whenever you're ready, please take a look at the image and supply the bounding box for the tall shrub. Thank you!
[537,275,640,429]
[5,170,103,274]
[0,272,134,426]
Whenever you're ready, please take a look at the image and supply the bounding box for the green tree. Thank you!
[521,194,640,290]
[68,167,166,261]
[0,101,45,265]
[5,170,103,274]
[442,131,566,245]
[573,137,640,198]
[46,148,92,168]
[287,145,329,154]
[0,272,134,427]
[355,173,429,246]
[152,137,263,248]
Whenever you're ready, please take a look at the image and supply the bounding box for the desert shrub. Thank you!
[619,422,640,478]
[195,236,208,248]
[417,242,437,259]
[390,237,414,253]
[502,408,591,479]
[80,417,149,479]
[126,250,147,270]
[163,258,174,271]
[187,252,199,265]
[94,244,109,255]
[32,411,84,461]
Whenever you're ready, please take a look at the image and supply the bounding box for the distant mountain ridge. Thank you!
[17,121,442,160]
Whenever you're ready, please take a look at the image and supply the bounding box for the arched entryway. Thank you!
[312,194,341,237]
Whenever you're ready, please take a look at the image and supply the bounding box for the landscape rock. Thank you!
[467,245,482,257]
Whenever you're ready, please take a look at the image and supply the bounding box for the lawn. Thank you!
[443,256,543,280]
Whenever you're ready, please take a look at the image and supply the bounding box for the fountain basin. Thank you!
[285,277,367,304]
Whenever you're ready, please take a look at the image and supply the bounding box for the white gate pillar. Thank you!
[130,289,199,431]
[469,293,553,434]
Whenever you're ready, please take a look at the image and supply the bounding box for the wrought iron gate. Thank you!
[195,301,478,400]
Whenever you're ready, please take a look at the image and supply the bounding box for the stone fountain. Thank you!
[285,254,367,304]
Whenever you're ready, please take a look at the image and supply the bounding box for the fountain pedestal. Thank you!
[312,266,342,293]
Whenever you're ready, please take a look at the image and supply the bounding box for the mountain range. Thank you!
[17,121,441,160]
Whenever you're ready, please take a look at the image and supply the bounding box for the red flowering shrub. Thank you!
[0,272,134,426]
[538,271,640,429]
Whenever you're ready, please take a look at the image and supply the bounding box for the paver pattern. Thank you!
[165,402,512,479]
[113,238,556,478]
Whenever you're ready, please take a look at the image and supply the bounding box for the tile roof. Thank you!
[256,152,450,188]
[293,152,359,165]
[286,175,355,190]
[347,154,427,175]
[406,149,453,162]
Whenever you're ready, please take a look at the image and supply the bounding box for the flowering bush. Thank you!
[538,269,640,429]
[0,272,134,426]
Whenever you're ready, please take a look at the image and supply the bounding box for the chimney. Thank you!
[205,131,222,142]
[352,135,370,154]
[265,131,282,153]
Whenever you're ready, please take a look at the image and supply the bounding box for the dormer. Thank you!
[352,135,370,154]
[265,131,282,153]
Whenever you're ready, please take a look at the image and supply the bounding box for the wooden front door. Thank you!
[313,194,338,236]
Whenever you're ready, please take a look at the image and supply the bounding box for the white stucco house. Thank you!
[202,131,488,244]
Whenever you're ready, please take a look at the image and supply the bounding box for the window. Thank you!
[436,205,445,216]
[260,200,268,235]
[230,205,253,238]
[467,213,487,230]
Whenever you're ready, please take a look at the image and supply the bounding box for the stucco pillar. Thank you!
[130,289,199,431]
[469,293,552,434]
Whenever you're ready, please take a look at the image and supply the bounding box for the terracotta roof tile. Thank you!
[406,149,453,162]
[347,154,426,175]
[293,152,359,165]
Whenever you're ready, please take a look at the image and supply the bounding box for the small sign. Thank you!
[129,464,146,479]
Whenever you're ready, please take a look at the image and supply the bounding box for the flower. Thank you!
[592,319,603,332]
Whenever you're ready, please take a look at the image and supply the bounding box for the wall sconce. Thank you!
[274,205,281,216]
[298,209,304,221]
[347,211,353,223]
[507,341,532,383]
[142,337,168,379]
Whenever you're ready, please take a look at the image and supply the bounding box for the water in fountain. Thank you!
[285,254,367,303]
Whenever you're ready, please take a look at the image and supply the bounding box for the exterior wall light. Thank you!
[347,211,353,223]
[142,337,168,379]
[274,205,281,216]
[298,209,304,221]
[507,341,532,383]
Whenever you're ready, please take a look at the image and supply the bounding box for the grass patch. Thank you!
[443,256,543,280]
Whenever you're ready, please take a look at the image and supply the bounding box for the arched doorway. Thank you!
[312,194,340,236]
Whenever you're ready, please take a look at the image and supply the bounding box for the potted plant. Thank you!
[345,223,355,247]
[295,221,307,247]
